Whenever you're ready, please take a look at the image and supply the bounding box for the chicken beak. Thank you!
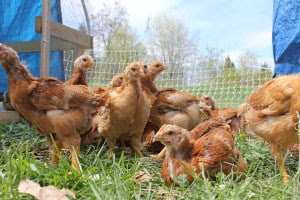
[162,65,168,70]
[153,135,160,142]
[92,61,96,67]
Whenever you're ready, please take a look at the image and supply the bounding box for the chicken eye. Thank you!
[131,67,137,72]
[168,131,174,135]
[155,64,160,68]
[83,58,87,62]
[143,65,147,69]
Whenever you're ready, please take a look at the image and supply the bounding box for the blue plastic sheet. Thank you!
[0,0,64,95]
[273,0,300,76]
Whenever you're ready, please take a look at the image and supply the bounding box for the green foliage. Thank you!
[0,121,299,199]
[224,56,235,69]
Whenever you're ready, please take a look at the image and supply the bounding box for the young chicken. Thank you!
[153,123,247,186]
[150,90,212,129]
[93,62,150,157]
[63,54,107,146]
[210,107,241,134]
[140,61,168,93]
[152,107,241,160]
[238,75,300,183]
[140,62,214,154]
[146,63,213,130]
[109,74,124,89]
[0,43,98,168]
[66,55,95,85]
[65,54,106,99]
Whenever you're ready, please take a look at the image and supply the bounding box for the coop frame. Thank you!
[0,0,93,123]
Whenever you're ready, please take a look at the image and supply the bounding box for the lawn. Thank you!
[0,120,299,199]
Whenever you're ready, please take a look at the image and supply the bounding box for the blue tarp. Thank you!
[273,0,300,76]
[0,0,64,95]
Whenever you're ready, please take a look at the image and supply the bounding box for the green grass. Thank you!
[0,120,299,199]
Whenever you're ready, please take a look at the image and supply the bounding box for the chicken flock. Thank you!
[0,43,299,185]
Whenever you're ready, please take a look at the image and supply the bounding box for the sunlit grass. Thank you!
[0,120,299,199]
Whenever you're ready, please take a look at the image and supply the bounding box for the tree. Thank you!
[224,56,235,69]
[146,15,198,80]
[260,62,270,71]
[237,51,258,70]
[107,23,144,51]
[198,47,224,80]
[89,0,129,50]
[86,0,145,86]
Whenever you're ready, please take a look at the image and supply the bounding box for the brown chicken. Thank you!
[140,61,168,93]
[0,43,98,168]
[210,108,241,133]
[66,54,106,98]
[66,55,95,85]
[2,55,95,111]
[153,122,247,186]
[86,62,165,148]
[93,62,150,157]
[238,75,300,183]
[84,74,128,146]
[63,54,108,146]
[140,62,214,154]
[150,89,212,129]
[152,107,241,160]
[109,74,124,89]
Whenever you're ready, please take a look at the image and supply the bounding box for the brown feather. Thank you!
[238,74,300,183]
[0,43,98,168]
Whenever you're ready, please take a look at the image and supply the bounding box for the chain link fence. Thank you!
[63,49,273,108]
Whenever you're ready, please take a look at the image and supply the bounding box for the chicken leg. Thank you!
[270,145,289,184]
[51,140,63,166]
[70,145,80,169]
[130,135,143,158]
[106,138,117,158]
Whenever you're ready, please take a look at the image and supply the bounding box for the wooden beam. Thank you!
[75,46,85,58]
[35,16,93,49]
[4,39,78,53]
[0,111,20,124]
[40,0,51,78]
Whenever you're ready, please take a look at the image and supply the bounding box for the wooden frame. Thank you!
[0,0,93,123]
[4,17,93,54]
[0,109,20,124]
[40,0,51,78]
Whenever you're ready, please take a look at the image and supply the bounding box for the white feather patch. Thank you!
[47,110,65,116]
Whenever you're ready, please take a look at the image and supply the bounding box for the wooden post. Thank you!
[40,0,50,78]
[76,46,85,58]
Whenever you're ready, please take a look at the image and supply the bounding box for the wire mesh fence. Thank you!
[63,49,273,108]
